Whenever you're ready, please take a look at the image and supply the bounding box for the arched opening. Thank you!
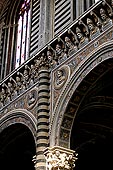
[70,59,113,169]
[0,0,31,79]
[0,123,36,170]
[72,107,113,170]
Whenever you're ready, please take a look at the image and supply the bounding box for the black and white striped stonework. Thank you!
[36,67,50,170]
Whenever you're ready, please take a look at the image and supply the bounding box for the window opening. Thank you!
[15,0,31,68]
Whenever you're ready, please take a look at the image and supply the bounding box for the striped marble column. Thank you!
[35,65,50,170]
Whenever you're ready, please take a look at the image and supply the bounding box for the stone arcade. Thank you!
[0,0,113,170]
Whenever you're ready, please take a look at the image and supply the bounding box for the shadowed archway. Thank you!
[71,107,113,170]
[0,123,36,170]
[70,59,113,169]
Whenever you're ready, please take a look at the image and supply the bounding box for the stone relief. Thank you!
[1,1,113,110]
[54,66,70,90]
[55,43,67,64]
[47,50,57,68]
[51,28,113,113]
[15,73,22,94]
[75,26,89,48]
[87,17,100,40]
[64,36,78,55]
[26,90,38,109]
[99,8,112,30]
[44,146,78,170]
[0,88,38,119]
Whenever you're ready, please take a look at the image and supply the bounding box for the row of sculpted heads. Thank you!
[0,4,113,108]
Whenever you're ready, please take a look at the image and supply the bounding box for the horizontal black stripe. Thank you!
[37,122,49,126]
[38,89,50,93]
[36,143,49,147]
[36,135,49,140]
[37,109,49,113]
[37,128,49,133]
[36,151,44,155]
[39,82,50,86]
[37,115,49,119]
[38,102,49,106]
[36,136,49,140]
[38,95,49,99]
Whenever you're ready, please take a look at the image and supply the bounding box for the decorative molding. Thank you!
[0,109,37,142]
[0,88,38,119]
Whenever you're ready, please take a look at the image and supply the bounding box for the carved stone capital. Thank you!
[44,146,78,170]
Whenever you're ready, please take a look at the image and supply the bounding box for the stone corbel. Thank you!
[44,146,78,170]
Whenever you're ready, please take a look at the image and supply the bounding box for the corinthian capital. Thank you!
[44,146,78,170]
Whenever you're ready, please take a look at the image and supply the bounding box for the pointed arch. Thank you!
[0,0,31,79]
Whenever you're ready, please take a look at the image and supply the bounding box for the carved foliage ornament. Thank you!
[44,146,78,170]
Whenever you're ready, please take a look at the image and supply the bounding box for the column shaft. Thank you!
[35,67,50,170]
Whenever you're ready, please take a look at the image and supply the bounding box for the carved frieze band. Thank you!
[1,0,113,110]
[0,89,38,118]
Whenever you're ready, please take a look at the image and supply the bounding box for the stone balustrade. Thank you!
[0,0,113,110]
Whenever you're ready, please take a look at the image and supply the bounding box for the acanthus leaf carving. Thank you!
[44,146,78,170]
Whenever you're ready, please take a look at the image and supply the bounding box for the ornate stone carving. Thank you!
[75,27,88,48]
[26,90,38,109]
[55,70,66,88]
[47,50,57,68]
[1,0,113,111]
[39,53,47,67]
[22,65,30,90]
[0,87,6,108]
[34,58,40,70]
[99,8,112,30]
[87,18,100,40]
[55,43,67,63]
[54,66,70,90]
[44,146,78,170]
[30,64,36,85]
[15,72,22,93]
[64,36,77,54]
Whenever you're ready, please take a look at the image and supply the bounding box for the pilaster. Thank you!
[38,0,54,49]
